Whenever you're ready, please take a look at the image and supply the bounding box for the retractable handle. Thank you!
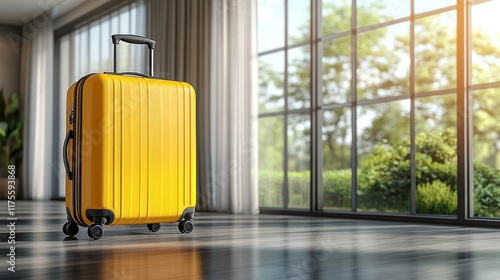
[111,34,156,76]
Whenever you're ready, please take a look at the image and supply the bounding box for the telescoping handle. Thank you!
[111,34,156,77]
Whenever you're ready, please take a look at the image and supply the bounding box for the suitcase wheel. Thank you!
[62,222,79,237]
[87,224,104,240]
[147,223,161,232]
[178,220,194,234]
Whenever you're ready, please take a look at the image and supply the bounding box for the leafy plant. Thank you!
[416,180,457,215]
[473,161,500,218]
[323,169,351,209]
[0,88,23,175]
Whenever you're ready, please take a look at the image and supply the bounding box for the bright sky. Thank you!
[257,0,499,53]
[257,0,500,120]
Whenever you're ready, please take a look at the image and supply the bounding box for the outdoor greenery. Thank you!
[258,1,500,217]
[0,89,23,175]
[260,128,500,216]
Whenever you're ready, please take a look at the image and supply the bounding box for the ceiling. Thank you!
[0,0,86,26]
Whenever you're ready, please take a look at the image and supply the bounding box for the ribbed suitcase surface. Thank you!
[63,73,196,239]
[63,34,196,239]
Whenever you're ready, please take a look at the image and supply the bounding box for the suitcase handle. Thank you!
[104,71,150,78]
[63,130,74,180]
[112,34,156,49]
[111,34,155,77]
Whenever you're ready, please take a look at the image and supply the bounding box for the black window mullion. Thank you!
[410,0,416,215]
[283,0,289,209]
[351,0,358,212]
[314,0,324,212]
[457,0,471,221]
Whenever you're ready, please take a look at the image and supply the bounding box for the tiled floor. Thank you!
[1,201,500,279]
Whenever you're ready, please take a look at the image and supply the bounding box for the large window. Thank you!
[258,0,500,221]
[258,0,311,209]
[471,0,500,218]
[55,2,146,196]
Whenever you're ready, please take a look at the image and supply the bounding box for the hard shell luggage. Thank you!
[62,34,197,239]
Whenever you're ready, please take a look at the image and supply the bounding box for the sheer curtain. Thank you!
[147,0,259,214]
[209,0,259,214]
[21,13,54,199]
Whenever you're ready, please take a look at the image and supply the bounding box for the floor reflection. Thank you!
[62,246,201,280]
[1,201,500,280]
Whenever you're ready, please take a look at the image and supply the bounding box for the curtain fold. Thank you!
[20,14,54,199]
[210,0,259,214]
[147,0,258,214]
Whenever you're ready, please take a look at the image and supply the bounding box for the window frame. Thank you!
[258,0,500,227]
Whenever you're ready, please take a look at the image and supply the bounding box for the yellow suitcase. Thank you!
[62,35,196,239]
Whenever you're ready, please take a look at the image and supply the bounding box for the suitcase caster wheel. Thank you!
[147,223,161,232]
[178,220,194,234]
[63,222,79,236]
[87,224,104,240]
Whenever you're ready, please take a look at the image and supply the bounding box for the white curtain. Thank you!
[147,0,259,214]
[20,13,54,199]
[209,0,259,214]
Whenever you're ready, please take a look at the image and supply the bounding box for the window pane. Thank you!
[322,108,352,211]
[288,0,310,44]
[100,17,111,71]
[259,52,284,113]
[357,100,411,213]
[414,0,455,14]
[323,0,351,36]
[357,0,410,27]
[357,22,410,100]
[71,32,81,82]
[259,116,285,208]
[258,0,285,52]
[322,36,351,105]
[72,32,80,80]
[110,11,119,37]
[471,1,500,85]
[89,22,100,73]
[79,28,88,76]
[415,11,456,93]
[288,114,310,209]
[415,94,457,215]
[472,89,500,218]
[288,45,310,109]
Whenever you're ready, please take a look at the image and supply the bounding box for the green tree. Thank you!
[258,1,500,213]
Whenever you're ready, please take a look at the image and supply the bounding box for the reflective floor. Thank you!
[1,201,500,279]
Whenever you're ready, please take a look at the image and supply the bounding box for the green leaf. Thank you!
[5,93,19,119]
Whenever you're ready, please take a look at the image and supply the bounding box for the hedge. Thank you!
[259,130,500,216]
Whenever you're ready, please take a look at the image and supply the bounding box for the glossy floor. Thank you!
[1,201,500,279]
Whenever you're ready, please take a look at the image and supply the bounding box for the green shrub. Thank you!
[323,169,351,209]
[288,171,310,208]
[358,142,412,212]
[357,129,458,212]
[258,170,283,207]
[259,127,500,217]
[473,161,500,217]
[416,180,457,215]
[258,169,351,209]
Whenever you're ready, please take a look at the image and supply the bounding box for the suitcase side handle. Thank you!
[63,130,74,180]
[111,34,155,77]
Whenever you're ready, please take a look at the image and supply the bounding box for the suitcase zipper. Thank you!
[69,103,74,125]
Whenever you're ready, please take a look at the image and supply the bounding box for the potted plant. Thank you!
[0,88,23,199]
